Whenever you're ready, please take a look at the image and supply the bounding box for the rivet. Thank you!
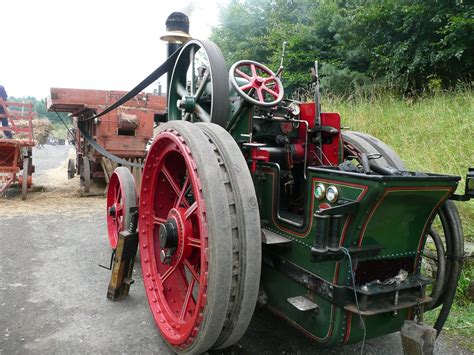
[149,286,153,290]
[152,298,157,303]
[144,258,148,263]
[142,244,147,248]
[146,273,151,277]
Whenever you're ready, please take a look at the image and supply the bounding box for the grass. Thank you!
[323,88,474,347]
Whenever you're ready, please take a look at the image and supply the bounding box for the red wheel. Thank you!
[139,121,234,353]
[106,167,137,249]
[229,60,284,107]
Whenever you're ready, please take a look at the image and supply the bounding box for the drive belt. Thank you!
[78,125,144,168]
[85,45,183,122]
[77,44,184,168]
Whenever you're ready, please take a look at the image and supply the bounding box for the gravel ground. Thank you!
[0,145,471,354]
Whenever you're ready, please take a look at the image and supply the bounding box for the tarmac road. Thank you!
[0,146,471,354]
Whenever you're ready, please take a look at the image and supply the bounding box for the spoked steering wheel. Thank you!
[229,60,284,107]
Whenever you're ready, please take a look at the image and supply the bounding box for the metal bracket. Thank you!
[106,230,139,301]
[315,200,358,216]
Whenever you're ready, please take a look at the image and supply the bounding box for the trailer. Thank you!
[47,88,166,192]
[0,99,35,200]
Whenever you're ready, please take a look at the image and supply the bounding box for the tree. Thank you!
[210,0,473,95]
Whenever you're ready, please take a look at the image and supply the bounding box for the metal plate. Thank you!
[287,296,319,311]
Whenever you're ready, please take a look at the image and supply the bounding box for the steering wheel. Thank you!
[229,60,284,107]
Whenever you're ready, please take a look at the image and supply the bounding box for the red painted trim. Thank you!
[265,169,368,238]
[265,303,335,342]
[343,312,353,344]
[412,188,454,269]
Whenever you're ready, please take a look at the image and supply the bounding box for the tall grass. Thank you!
[323,89,474,240]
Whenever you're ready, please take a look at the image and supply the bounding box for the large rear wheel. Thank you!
[197,122,261,349]
[139,121,234,353]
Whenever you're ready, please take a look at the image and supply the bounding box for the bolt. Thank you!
[161,249,172,264]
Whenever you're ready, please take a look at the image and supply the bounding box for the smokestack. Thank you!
[161,12,192,91]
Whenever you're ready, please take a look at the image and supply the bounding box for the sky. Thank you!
[1,0,228,99]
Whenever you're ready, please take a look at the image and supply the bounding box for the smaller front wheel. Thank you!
[106,167,137,249]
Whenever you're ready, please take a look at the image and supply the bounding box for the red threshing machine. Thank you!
[0,99,35,200]
[47,88,167,192]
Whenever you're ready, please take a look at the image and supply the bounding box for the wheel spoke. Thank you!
[257,88,264,102]
[177,82,187,97]
[239,83,254,91]
[179,278,195,320]
[162,165,181,197]
[184,201,197,220]
[187,237,201,249]
[114,185,121,202]
[195,104,211,123]
[235,68,252,81]
[190,46,195,94]
[160,264,178,283]
[262,85,278,98]
[176,176,190,208]
[184,259,200,282]
[194,69,210,101]
[250,64,257,78]
[153,214,167,224]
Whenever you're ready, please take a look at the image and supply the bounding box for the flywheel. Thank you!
[168,40,229,127]
[139,121,261,353]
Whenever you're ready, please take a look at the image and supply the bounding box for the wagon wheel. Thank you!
[342,131,464,334]
[140,121,234,353]
[196,122,261,349]
[168,40,229,127]
[106,167,137,249]
[67,158,76,179]
[229,60,284,107]
[21,157,29,200]
[80,156,91,193]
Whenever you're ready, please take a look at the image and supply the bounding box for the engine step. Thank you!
[287,296,319,312]
[262,228,292,245]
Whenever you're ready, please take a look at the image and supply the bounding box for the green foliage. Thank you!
[211,0,473,95]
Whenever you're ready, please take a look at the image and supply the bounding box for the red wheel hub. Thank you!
[139,129,209,348]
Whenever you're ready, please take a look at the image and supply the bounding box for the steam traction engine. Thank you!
[104,37,473,353]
